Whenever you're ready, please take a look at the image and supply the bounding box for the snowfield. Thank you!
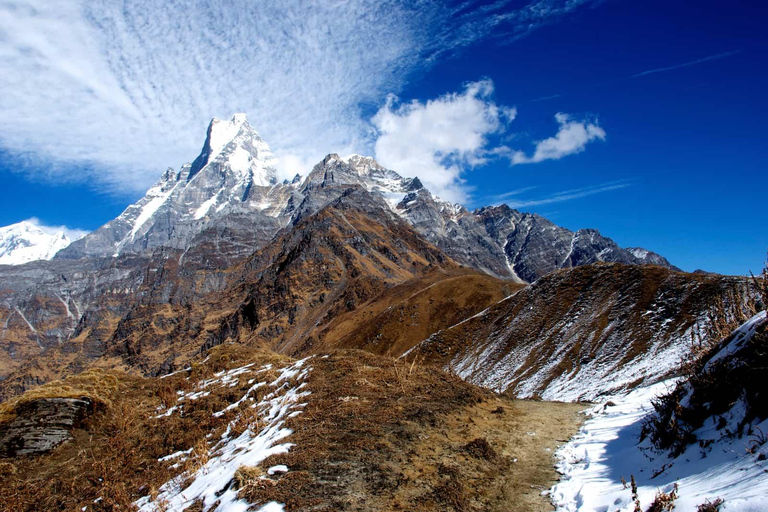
[135,357,313,512]
[551,312,768,512]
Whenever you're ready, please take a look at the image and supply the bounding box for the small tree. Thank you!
[750,250,768,312]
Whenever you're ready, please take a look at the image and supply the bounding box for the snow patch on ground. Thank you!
[137,358,313,512]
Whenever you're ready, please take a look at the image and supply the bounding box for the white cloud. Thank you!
[509,113,606,164]
[371,80,516,202]
[24,217,89,241]
[0,0,600,195]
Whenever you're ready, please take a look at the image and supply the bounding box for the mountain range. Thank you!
[0,114,763,512]
[0,114,680,383]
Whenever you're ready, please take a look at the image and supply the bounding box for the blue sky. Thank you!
[0,0,765,275]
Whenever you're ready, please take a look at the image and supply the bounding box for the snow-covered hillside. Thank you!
[0,220,85,265]
[407,263,751,401]
[551,311,768,512]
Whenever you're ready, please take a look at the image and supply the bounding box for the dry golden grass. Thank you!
[0,344,290,512]
[235,349,584,512]
[315,268,521,358]
[1,346,584,512]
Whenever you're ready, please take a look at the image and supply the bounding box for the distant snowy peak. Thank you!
[0,221,83,265]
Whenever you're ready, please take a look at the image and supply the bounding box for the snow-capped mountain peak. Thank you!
[208,113,249,160]
[190,113,277,187]
[57,114,295,260]
[0,220,85,265]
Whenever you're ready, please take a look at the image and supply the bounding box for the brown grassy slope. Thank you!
[0,344,289,511]
[242,350,583,512]
[0,345,583,512]
[309,268,522,358]
[408,263,755,399]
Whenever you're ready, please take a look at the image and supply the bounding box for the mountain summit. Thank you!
[188,113,277,186]
[57,114,291,261]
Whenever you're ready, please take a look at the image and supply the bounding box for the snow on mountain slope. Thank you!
[56,114,293,261]
[0,220,85,265]
[406,263,753,401]
[54,113,675,282]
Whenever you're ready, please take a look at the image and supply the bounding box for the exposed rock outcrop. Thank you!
[0,397,95,457]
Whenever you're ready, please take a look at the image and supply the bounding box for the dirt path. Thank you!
[402,396,586,512]
[249,351,587,511]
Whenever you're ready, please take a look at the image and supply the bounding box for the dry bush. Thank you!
[697,498,724,511]
[463,437,498,461]
[646,483,678,512]
[234,465,265,489]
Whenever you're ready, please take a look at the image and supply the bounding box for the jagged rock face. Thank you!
[407,263,753,401]
[0,397,95,457]
[0,257,142,378]
[0,247,240,380]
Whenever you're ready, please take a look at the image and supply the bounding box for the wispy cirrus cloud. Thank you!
[0,0,601,195]
[498,180,632,208]
[490,186,539,202]
[629,50,741,79]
